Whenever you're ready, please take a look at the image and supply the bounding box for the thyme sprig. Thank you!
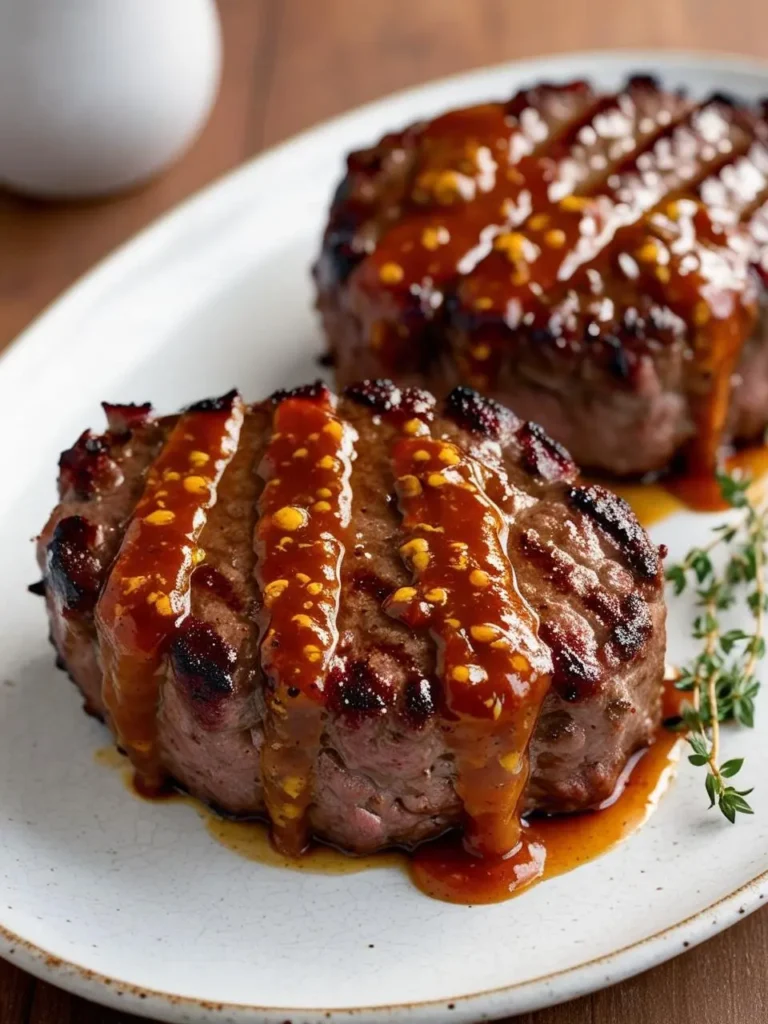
[665,471,768,822]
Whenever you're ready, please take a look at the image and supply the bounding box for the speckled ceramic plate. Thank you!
[2,49,768,1024]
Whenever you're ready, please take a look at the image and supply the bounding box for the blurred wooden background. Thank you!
[2,1,768,1021]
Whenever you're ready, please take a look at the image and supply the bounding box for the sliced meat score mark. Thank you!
[256,385,357,856]
[96,391,244,788]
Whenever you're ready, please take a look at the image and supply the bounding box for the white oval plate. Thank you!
[2,49,768,1024]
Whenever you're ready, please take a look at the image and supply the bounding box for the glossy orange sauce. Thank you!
[665,444,768,512]
[387,430,551,858]
[340,85,764,482]
[410,727,681,904]
[96,396,244,786]
[605,443,768,525]
[255,388,356,856]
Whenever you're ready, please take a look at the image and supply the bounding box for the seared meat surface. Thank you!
[37,382,665,854]
[315,76,768,476]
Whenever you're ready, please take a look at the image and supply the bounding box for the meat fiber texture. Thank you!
[37,382,665,854]
[315,76,768,476]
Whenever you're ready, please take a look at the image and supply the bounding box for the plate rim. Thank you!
[2,868,765,1022]
[4,45,768,1022]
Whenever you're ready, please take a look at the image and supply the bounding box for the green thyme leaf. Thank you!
[666,470,765,823]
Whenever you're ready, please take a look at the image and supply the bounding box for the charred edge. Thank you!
[169,617,236,728]
[344,379,436,419]
[516,420,576,482]
[705,90,742,111]
[504,79,592,119]
[327,660,393,724]
[184,390,240,414]
[316,176,368,288]
[539,620,602,702]
[270,381,332,404]
[344,378,402,412]
[46,516,102,614]
[444,386,519,440]
[624,72,663,92]
[28,579,46,596]
[567,484,661,581]
[58,431,121,500]
[101,401,153,436]
[192,565,243,613]
[402,676,438,729]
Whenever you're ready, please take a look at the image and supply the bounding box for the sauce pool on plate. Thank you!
[410,727,680,905]
[607,443,768,526]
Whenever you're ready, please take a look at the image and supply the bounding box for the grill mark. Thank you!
[95,392,245,787]
[539,619,601,702]
[270,381,332,404]
[536,100,754,291]
[185,390,240,413]
[350,569,396,603]
[403,675,439,728]
[518,526,652,668]
[610,592,653,660]
[567,483,661,581]
[256,392,357,856]
[452,97,763,447]
[327,660,392,722]
[169,616,237,729]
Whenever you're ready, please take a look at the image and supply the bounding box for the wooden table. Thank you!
[2,1,768,1021]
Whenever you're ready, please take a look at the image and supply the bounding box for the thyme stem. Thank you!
[666,470,765,822]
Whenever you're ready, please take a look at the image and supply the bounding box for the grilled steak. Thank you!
[37,381,665,855]
[315,76,768,477]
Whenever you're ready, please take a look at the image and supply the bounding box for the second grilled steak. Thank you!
[37,381,666,855]
[315,76,768,476]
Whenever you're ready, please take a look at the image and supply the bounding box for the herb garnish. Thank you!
[665,471,767,822]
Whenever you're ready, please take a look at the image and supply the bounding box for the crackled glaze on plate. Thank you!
[2,50,768,1024]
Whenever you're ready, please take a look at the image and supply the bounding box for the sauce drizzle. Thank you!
[386,431,552,859]
[256,387,357,855]
[96,394,244,786]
